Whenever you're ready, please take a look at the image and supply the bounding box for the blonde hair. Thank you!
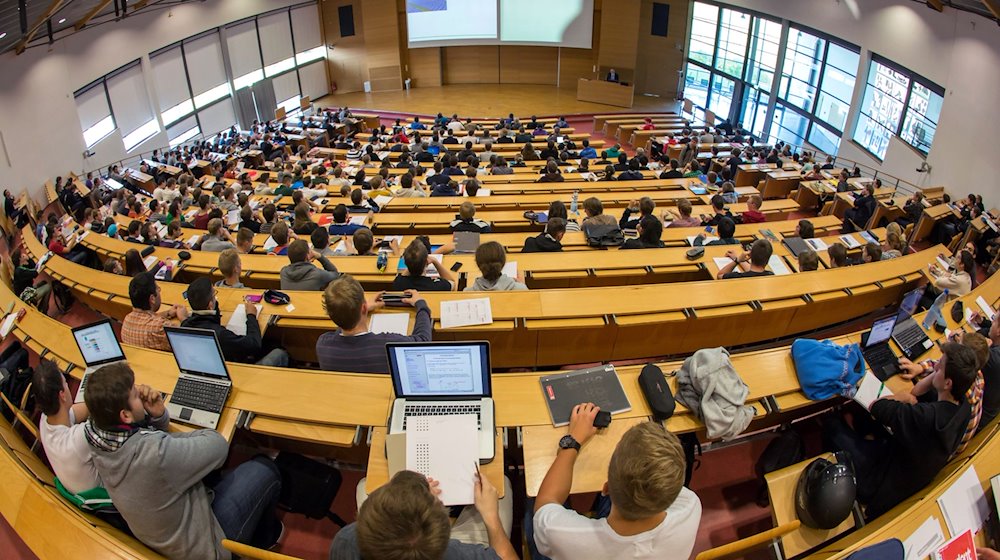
[217,249,240,278]
[607,422,685,520]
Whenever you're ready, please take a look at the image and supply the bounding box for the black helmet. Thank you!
[795,453,856,529]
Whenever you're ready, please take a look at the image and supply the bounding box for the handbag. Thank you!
[583,223,624,247]
[791,339,864,400]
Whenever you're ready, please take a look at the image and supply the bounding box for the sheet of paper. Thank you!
[226,209,240,225]
[142,255,159,270]
[0,313,17,338]
[713,257,735,271]
[349,215,367,226]
[853,371,886,409]
[976,296,995,318]
[477,188,491,196]
[687,236,718,246]
[76,230,90,242]
[369,313,410,335]
[903,516,945,560]
[502,261,517,279]
[225,304,262,337]
[936,256,951,271]
[332,239,348,254]
[440,298,493,329]
[838,235,861,249]
[937,465,989,536]
[805,238,829,251]
[768,255,791,276]
[374,195,393,207]
[187,234,201,247]
[263,236,278,252]
[405,415,478,507]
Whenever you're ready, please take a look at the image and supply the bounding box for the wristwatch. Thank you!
[558,435,581,452]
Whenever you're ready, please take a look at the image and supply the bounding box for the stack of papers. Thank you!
[374,195,393,208]
[263,236,278,252]
[406,415,478,506]
[937,466,989,536]
[225,304,262,336]
[349,215,367,226]
[440,298,493,329]
[838,235,861,249]
[369,313,410,335]
[902,517,945,560]
[768,255,791,275]
[142,255,159,270]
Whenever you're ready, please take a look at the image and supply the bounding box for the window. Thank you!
[708,74,735,118]
[899,82,943,155]
[150,46,193,126]
[123,119,160,152]
[233,69,264,91]
[853,59,910,159]
[815,43,859,132]
[689,2,718,66]
[169,126,200,147]
[75,84,116,148]
[193,83,231,109]
[295,46,325,66]
[160,100,195,127]
[741,87,769,138]
[745,17,780,91]
[714,8,750,78]
[84,116,116,148]
[684,62,710,109]
[264,56,297,78]
[770,103,809,146]
[778,29,824,112]
[278,96,302,114]
[106,63,160,151]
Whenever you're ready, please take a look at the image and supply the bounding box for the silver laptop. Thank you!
[453,231,481,254]
[163,327,232,430]
[386,342,495,463]
[71,319,126,404]
[892,287,932,361]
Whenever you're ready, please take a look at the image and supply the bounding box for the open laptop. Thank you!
[861,315,902,381]
[783,237,811,258]
[892,287,933,361]
[453,231,481,254]
[71,319,126,404]
[386,342,496,463]
[163,326,232,430]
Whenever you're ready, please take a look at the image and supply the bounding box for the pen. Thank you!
[876,382,885,399]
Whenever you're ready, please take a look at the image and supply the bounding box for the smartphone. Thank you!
[182,290,188,300]
[704,226,714,234]
[245,294,263,303]
[450,261,463,272]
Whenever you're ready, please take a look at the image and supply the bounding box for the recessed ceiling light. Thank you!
[0,33,6,39]
[58,18,66,24]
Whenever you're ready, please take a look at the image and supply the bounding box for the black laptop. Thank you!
[783,237,810,258]
[861,314,902,381]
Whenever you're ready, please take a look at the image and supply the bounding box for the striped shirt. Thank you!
[316,301,432,374]
[121,309,176,352]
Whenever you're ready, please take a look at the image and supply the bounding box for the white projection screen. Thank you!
[406,0,593,48]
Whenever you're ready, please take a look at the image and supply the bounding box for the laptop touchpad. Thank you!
[180,408,192,421]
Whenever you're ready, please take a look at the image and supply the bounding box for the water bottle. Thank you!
[571,190,579,215]
[376,251,388,273]
[922,289,949,330]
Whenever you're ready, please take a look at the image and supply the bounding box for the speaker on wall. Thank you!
[338,5,355,38]
[652,3,670,37]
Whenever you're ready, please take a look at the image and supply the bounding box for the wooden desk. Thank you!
[912,204,954,243]
[592,113,683,132]
[576,78,635,108]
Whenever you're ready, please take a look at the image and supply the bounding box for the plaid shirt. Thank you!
[121,308,175,351]
[953,372,985,459]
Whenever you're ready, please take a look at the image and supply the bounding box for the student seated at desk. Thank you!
[538,161,565,183]
[529,409,701,560]
[466,241,527,291]
[620,215,664,250]
[191,194,213,229]
[524,218,567,253]
[741,195,766,224]
[824,342,976,520]
[843,183,876,233]
[327,204,365,237]
[280,239,340,291]
[317,277,431,373]
[200,218,236,252]
[618,160,645,181]
[896,192,925,229]
[619,197,655,231]
[717,239,775,279]
[330,470,517,560]
[182,277,289,366]
[579,140,597,160]
[451,202,492,234]
[826,242,849,268]
[967,313,1000,431]
[663,199,701,228]
[393,239,457,292]
[700,195,738,227]
[659,159,684,179]
[84,363,284,557]
[581,197,618,229]
[923,250,974,305]
[862,242,882,263]
[694,217,739,246]
[795,249,818,272]
[121,272,188,352]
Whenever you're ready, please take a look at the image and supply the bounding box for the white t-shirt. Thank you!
[533,487,702,560]
[39,410,101,495]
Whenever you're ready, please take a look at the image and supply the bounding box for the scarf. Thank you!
[83,417,150,453]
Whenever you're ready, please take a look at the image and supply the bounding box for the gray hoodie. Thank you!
[464,275,527,291]
[280,255,340,291]
[89,414,232,559]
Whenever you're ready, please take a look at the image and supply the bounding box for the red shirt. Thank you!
[48,239,67,254]
[741,210,767,224]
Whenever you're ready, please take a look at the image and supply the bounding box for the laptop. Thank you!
[453,231,481,254]
[861,315,902,381]
[892,287,933,361]
[386,342,496,463]
[71,319,126,404]
[163,327,233,430]
[783,237,811,258]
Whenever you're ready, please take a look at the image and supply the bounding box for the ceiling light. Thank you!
[58,18,66,24]
[0,33,6,39]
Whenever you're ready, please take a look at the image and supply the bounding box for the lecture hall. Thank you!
[0,0,999,558]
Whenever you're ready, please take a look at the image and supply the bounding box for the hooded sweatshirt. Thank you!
[464,275,527,291]
[88,413,232,559]
[280,255,340,291]
[522,233,563,253]
[864,398,971,518]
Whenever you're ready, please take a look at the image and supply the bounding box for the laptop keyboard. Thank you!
[403,404,482,430]
[171,379,228,413]
[895,323,927,350]
[864,345,897,371]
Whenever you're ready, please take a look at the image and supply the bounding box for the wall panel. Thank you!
[361,0,403,91]
[597,0,640,76]
[321,0,367,94]
[499,46,557,85]
[409,47,442,87]
[443,46,500,84]
[635,0,688,97]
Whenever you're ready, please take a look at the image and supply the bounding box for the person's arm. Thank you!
[534,403,600,511]
[160,429,229,494]
[404,293,432,342]
[934,272,963,291]
[230,302,264,356]
[429,257,456,289]
[70,403,90,423]
[315,253,340,275]
[716,250,744,280]
[473,474,518,560]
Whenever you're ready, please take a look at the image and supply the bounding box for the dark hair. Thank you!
[128,272,158,310]
[546,217,567,237]
[353,228,375,255]
[311,227,330,250]
[287,239,310,263]
[124,249,145,277]
[798,219,815,239]
[749,239,772,267]
[711,195,725,211]
[474,241,506,282]
[186,277,214,311]
[333,204,349,224]
[639,197,655,216]
[828,243,848,267]
[548,200,568,221]
[864,242,882,262]
[717,217,736,239]
[941,342,978,398]
[32,359,65,416]
[83,362,135,430]
[403,239,430,277]
[637,215,662,245]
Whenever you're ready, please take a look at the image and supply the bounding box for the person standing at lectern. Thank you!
[606,68,619,83]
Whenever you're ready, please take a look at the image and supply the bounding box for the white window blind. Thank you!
[185,32,228,97]
[258,12,294,67]
[290,5,322,52]
[150,47,193,125]
[226,21,263,80]
[75,85,115,148]
[167,115,200,147]
[272,71,300,106]
[198,98,237,136]
[298,60,328,100]
[106,64,155,136]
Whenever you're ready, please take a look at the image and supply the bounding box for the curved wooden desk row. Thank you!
[24,228,941,368]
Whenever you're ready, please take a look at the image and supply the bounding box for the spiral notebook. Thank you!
[540,365,632,427]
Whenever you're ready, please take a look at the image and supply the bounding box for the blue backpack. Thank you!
[791,339,865,400]
[846,538,904,559]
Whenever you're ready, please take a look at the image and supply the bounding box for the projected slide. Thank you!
[500,0,594,48]
[406,0,498,46]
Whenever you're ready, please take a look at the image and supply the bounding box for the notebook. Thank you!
[540,365,632,427]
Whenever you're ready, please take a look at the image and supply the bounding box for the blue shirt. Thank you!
[328,223,363,236]
[410,122,426,130]
[579,147,597,159]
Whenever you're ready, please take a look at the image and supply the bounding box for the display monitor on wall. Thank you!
[406,0,594,49]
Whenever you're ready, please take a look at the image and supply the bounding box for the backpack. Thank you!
[0,342,32,422]
[274,452,347,526]
[583,223,624,247]
[753,428,804,506]
[791,339,864,400]
[52,281,75,314]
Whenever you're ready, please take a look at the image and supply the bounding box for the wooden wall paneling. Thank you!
[362,0,403,91]
[409,47,443,87]
[499,46,558,85]
[397,1,410,87]
[635,0,689,98]
[597,0,640,80]
[442,46,500,84]
[321,0,367,94]
[557,5,600,87]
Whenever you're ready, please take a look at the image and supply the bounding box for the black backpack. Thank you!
[0,342,32,421]
[754,428,804,506]
[274,452,347,526]
[583,223,624,248]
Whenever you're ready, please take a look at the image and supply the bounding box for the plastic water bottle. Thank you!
[376,251,388,273]
[571,190,579,215]
[922,289,949,330]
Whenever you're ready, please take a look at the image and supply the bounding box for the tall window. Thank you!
[689,3,718,66]
[713,9,750,78]
[854,57,923,159]
[683,3,756,123]
[899,82,943,155]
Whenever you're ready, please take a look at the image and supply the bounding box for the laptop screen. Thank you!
[867,316,897,347]
[387,342,491,398]
[72,320,125,367]
[164,327,229,379]
[896,288,924,321]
